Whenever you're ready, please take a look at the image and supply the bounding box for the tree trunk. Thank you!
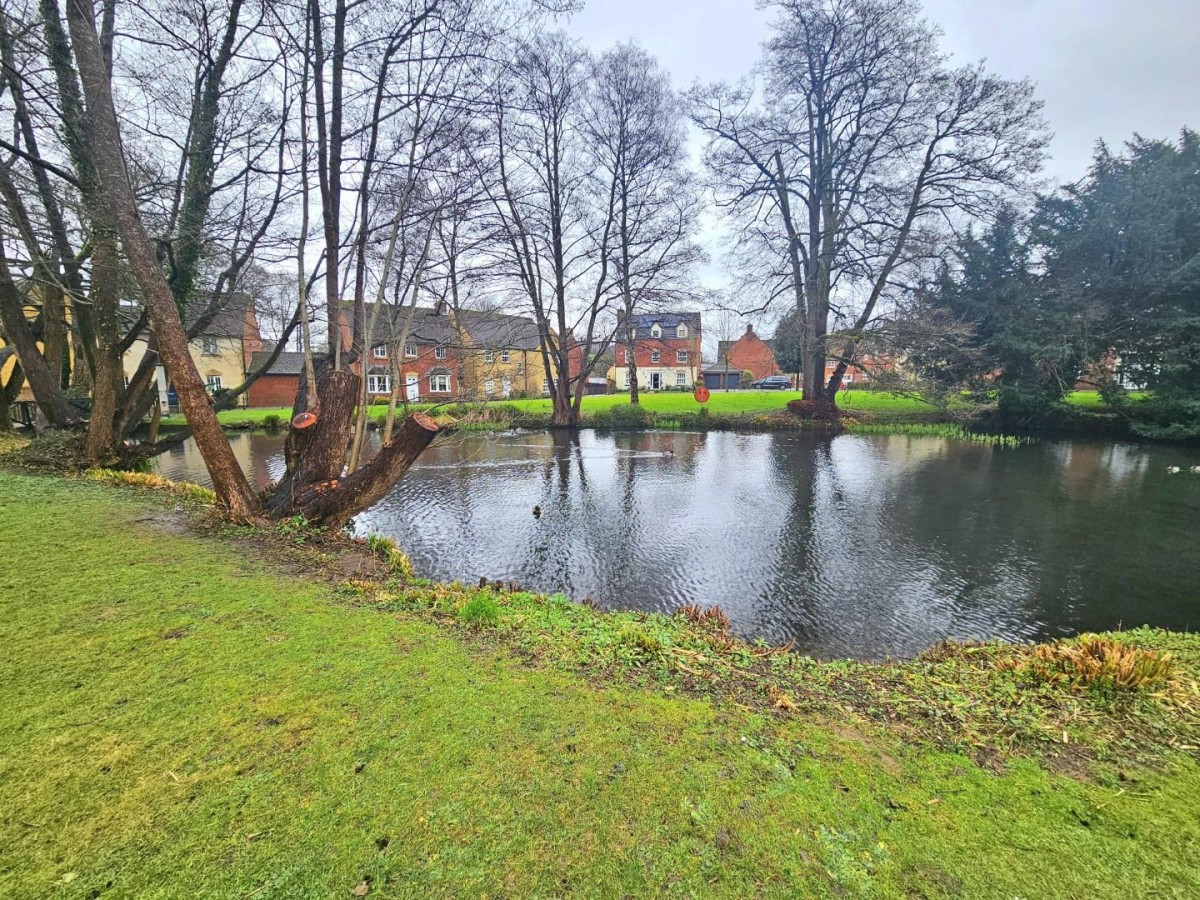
[271,411,440,529]
[0,249,81,429]
[626,323,639,405]
[82,237,122,464]
[66,0,264,523]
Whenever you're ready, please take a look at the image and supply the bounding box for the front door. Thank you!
[405,374,419,402]
[650,372,662,390]
[501,377,512,398]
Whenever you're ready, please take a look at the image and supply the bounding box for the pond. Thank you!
[154,428,1200,660]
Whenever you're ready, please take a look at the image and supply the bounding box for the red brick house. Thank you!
[246,350,307,408]
[716,323,778,382]
[609,312,702,391]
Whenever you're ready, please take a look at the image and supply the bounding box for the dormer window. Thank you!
[676,324,688,339]
[404,344,417,358]
[372,343,388,359]
[651,324,662,338]
[434,346,447,360]
[201,337,219,355]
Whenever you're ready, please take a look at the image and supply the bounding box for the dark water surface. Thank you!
[155,429,1200,659]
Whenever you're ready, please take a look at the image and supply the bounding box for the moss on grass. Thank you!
[1,471,1198,898]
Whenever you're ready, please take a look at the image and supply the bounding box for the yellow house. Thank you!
[456,309,549,399]
[121,297,260,411]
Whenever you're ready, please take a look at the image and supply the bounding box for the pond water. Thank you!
[154,428,1200,660]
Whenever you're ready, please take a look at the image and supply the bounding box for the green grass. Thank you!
[165,390,946,427]
[2,472,1199,897]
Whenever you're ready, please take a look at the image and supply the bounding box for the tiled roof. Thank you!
[617,311,702,332]
[184,294,255,338]
[248,350,306,376]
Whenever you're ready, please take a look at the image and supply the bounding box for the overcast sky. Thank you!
[567,0,1200,185]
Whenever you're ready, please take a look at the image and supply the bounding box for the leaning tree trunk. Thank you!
[66,0,264,523]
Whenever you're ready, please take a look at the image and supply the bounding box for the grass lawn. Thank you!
[1,470,1198,897]
[166,390,942,427]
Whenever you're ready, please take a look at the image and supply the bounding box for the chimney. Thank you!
[745,323,754,335]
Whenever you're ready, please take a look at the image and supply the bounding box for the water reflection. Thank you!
[155,429,1200,659]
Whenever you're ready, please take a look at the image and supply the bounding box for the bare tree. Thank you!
[587,42,701,405]
[690,0,1048,412]
[483,32,618,427]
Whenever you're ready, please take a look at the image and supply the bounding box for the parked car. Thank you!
[751,375,793,390]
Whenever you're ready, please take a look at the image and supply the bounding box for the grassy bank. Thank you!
[1,469,1198,897]
[163,390,961,430]
[163,390,1129,433]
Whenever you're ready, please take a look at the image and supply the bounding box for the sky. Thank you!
[566,0,1199,329]
[567,0,1200,185]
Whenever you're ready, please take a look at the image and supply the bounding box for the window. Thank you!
[434,346,447,360]
[542,378,549,394]
[651,349,661,364]
[651,324,662,338]
[676,350,688,364]
[484,378,495,395]
[367,372,392,394]
[676,324,688,339]
[201,338,219,355]
[404,344,417,358]
[429,373,451,393]
[372,343,388,359]
[515,362,524,375]
[204,375,223,394]
[483,350,495,363]
[500,350,511,363]
[676,372,687,386]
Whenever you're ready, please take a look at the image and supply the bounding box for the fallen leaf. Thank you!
[351,881,370,897]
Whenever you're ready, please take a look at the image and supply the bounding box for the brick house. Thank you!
[716,323,778,383]
[363,307,462,403]
[246,351,307,408]
[609,312,702,391]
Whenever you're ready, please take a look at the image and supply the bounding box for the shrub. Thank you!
[365,534,414,580]
[999,635,1175,694]
[261,413,283,431]
[459,593,501,627]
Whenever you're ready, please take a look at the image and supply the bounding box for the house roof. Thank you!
[617,311,702,332]
[457,309,542,351]
[360,305,542,350]
[184,294,255,339]
[702,361,744,374]
[248,350,306,376]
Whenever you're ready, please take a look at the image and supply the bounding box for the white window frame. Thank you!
[500,350,511,363]
[515,362,524,375]
[204,375,223,393]
[372,343,388,360]
[367,372,392,394]
[484,378,495,395]
[651,349,661,364]
[429,373,451,393]
[201,337,219,356]
[483,350,495,363]
[434,346,447,360]
[676,350,688,364]
[676,324,688,339]
[676,372,687,386]
[404,344,417,358]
